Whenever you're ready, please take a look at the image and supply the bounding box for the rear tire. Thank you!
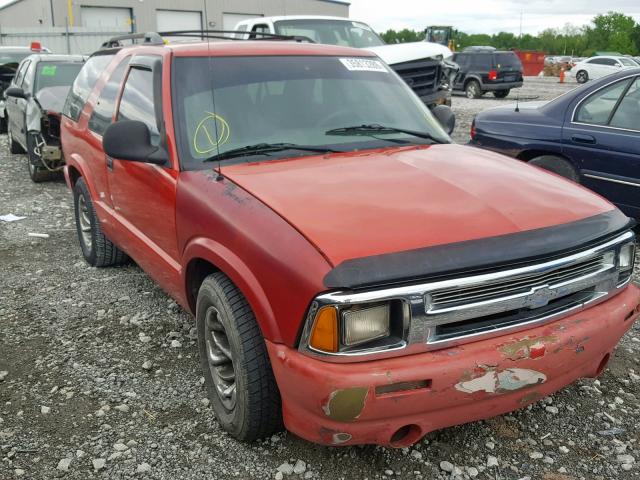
[528,155,579,182]
[8,123,25,154]
[576,70,588,84]
[493,89,510,98]
[197,272,282,441]
[465,80,482,99]
[73,177,128,267]
[27,133,48,183]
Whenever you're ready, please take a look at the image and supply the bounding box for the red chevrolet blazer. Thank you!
[60,34,639,447]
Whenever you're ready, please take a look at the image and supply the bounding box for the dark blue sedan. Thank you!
[471,68,640,219]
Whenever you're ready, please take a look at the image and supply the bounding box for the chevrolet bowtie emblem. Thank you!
[527,285,558,309]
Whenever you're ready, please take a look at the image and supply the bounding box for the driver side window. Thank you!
[117,67,160,145]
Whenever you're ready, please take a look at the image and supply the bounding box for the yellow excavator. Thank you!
[425,26,456,51]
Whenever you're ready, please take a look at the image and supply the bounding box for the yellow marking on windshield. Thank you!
[193,112,230,155]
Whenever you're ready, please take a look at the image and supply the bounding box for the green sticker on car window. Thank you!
[41,65,57,76]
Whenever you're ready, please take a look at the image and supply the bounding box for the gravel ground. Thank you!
[450,76,577,144]
[1,76,639,480]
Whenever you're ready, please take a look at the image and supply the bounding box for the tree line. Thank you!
[380,11,640,56]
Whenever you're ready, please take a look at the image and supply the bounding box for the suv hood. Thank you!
[221,144,614,267]
[366,42,452,65]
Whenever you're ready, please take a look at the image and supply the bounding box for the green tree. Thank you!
[585,11,638,54]
[380,28,424,44]
[377,11,638,56]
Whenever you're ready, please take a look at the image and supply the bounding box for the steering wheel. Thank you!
[318,109,358,128]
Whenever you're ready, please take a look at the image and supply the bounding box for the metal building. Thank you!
[0,0,349,32]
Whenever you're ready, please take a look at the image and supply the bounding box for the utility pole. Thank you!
[519,10,523,39]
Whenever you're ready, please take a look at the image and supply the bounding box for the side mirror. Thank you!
[5,86,27,99]
[103,120,168,165]
[432,104,456,135]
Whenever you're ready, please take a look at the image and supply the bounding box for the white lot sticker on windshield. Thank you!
[339,58,388,73]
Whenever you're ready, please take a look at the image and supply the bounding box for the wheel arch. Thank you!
[182,238,281,343]
[463,75,482,89]
[516,149,575,167]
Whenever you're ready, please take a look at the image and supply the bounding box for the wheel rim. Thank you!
[204,306,237,411]
[577,72,586,82]
[77,193,92,250]
[467,84,477,98]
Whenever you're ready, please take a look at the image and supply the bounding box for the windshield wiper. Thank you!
[325,124,445,143]
[203,143,342,162]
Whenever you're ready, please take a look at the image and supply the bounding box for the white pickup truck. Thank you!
[235,16,458,110]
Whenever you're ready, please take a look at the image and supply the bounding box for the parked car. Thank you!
[234,16,458,110]
[61,32,639,448]
[0,43,50,132]
[470,67,640,219]
[570,55,638,83]
[450,49,523,98]
[5,54,85,182]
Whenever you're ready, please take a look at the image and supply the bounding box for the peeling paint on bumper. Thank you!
[267,284,640,447]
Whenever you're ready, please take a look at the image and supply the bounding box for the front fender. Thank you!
[25,98,43,132]
[181,236,280,341]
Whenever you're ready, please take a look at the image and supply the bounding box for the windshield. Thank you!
[172,55,450,170]
[274,20,385,48]
[34,62,83,93]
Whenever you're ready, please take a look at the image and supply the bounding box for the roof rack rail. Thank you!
[99,29,315,52]
[101,32,165,49]
[158,30,315,43]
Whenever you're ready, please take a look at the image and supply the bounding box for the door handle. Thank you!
[572,134,596,144]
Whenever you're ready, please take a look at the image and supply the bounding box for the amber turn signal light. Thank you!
[309,306,338,353]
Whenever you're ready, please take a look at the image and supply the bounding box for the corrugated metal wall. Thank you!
[0,26,128,54]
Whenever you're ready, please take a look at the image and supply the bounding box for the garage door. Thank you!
[157,10,202,32]
[223,13,263,31]
[81,6,132,32]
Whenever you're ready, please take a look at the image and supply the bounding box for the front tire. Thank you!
[197,272,282,441]
[493,89,510,98]
[528,155,579,182]
[576,70,588,84]
[27,133,48,183]
[465,80,482,99]
[73,177,128,267]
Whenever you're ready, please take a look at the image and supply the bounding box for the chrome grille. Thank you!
[390,58,441,98]
[300,231,635,362]
[428,253,608,311]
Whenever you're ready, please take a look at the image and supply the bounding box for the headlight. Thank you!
[619,242,636,271]
[306,300,407,355]
[342,304,390,347]
[618,241,636,285]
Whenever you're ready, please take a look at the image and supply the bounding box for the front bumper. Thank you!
[267,284,640,447]
[418,88,452,107]
[481,81,523,91]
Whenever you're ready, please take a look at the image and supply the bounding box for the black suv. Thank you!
[451,50,523,99]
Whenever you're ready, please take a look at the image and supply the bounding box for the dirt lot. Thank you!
[1,77,639,480]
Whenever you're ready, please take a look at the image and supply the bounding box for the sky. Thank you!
[348,0,640,35]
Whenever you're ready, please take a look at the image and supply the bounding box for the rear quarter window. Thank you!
[62,54,114,122]
[494,53,522,69]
